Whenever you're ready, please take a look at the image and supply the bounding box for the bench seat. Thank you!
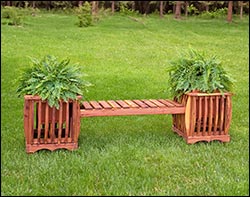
[80,99,185,117]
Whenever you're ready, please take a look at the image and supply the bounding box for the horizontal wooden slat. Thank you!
[98,101,112,109]
[82,101,93,110]
[142,100,157,108]
[116,100,130,109]
[107,100,121,109]
[89,101,103,109]
[132,100,149,108]
[157,99,175,107]
[124,100,139,108]
[149,99,166,108]
[164,99,183,107]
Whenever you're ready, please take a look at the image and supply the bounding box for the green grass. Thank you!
[1,12,249,196]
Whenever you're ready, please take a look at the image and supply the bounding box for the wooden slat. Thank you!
[29,101,34,144]
[98,101,112,109]
[37,101,42,143]
[89,101,103,109]
[208,96,213,135]
[124,100,139,108]
[202,97,208,135]
[213,96,219,134]
[197,97,202,135]
[82,101,93,110]
[142,100,157,108]
[50,107,56,143]
[44,103,49,144]
[149,99,166,108]
[190,96,196,137]
[58,101,63,144]
[224,95,232,135]
[65,102,69,142]
[116,100,130,109]
[132,100,149,108]
[158,99,175,107]
[107,100,121,109]
[219,96,225,134]
[164,99,183,107]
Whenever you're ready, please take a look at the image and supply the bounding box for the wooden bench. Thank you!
[80,99,185,117]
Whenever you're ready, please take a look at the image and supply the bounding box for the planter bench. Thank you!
[23,93,232,153]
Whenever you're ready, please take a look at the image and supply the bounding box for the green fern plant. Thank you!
[167,49,234,99]
[16,55,91,109]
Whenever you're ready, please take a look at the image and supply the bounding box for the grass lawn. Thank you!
[1,11,249,196]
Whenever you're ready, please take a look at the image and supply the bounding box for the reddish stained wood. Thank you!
[214,96,219,134]
[224,95,232,135]
[208,96,213,135]
[116,100,130,108]
[219,96,225,134]
[44,103,49,144]
[65,102,69,142]
[73,101,78,143]
[107,100,121,109]
[81,106,185,117]
[89,101,102,109]
[149,99,166,108]
[82,101,93,110]
[98,101,112,109]
[37,101,42,143]
[124,100,139,108]
[142,100,157,108]
[157,99,175,107]
[203,97,208,136]
[58,101,63,144]
[190,96,196,137]
[197,97,202,135]
[164,99,183,107]
[50,107,56,143]
[132,100,149,108]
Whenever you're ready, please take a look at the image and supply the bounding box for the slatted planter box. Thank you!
[172,92,233,144]
[23,95,82,153]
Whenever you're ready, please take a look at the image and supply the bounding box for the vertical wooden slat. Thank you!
[219,96,225,134]
[65,102,69,142]
[208,96,213,135]
[44,102,49,144]
[214,96,219,134]
[58,101,63,144]
[185,96,192,137]
[202,97,208,136]
[197,97,202,135]
[190,96,196,137]
[224,95,232,135]
[37,100,42,144]
[73,100,78,143]
[29,100,34,144]
[77,100,81,140]
[50,107,56,143]
[24,99,31,145]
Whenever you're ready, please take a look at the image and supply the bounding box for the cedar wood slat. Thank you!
[149,99,166,108]
[116,100,130,108]
[142,100,157,108]
[82,101,93,110]
[132,100,149,108]
[107,100,122,108]
[157,99,175,107]
[89,101,102,109]
[98,101,112,109]
[124,100,139,108]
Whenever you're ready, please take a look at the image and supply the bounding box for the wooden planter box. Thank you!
[172,92,233,144]
[23,95,82,153]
